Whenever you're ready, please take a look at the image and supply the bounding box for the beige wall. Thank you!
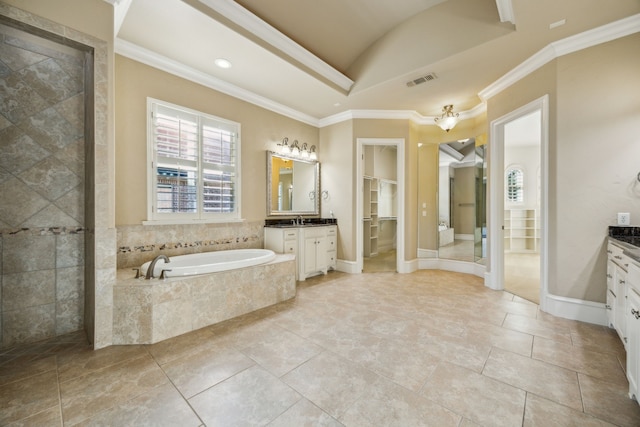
[115,55,319,225]
[487,34,640,302]
[1,0,113,41]
[319,120,353,260]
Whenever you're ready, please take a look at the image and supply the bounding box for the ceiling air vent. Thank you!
[406,73,438,87]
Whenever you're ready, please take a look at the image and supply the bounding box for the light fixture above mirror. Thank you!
[277,137,317,160]
[435,105,459,132]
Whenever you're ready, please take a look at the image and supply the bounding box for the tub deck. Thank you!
[113,254,296,344]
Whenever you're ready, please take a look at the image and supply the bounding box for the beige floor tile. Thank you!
[73,383,201,427]
[340,375,461,426]
[417,332,492,373]
[241,328,323,377]
[59,353,169,425]
[161,344,255,398]
[483,347,582,410]
[523,393,615,427]
[189,365,301,426]
[0,353,56,386]
[269,398,344,427]
[57,344,149,382]
[0,370,59,425]
[421,362,526,427]
[282,350,380,419]
[503,313,573,344]
[462,320,534,357]
[532,336,627,386]
[579,373,640,427]
[571,324,626,359]
[146,326,220,365]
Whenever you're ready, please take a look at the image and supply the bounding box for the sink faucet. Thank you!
[145,255,170,279]
[297,215,304,226]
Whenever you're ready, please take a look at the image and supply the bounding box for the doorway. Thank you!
[488,96,549,310]
[356,138,405,274]
[503,110,542,303]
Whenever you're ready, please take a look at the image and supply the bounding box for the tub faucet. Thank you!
[145,255,170,279]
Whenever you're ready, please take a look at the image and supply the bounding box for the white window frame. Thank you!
[505,166,524,205]
[145,98,242,224]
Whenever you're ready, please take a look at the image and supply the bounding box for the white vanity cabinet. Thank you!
[608,241,630,345]
[265,225,337,281]
[627,261,640,401]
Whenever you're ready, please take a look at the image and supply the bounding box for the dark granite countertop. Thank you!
[265,218,337,228]
[609,226,640,263]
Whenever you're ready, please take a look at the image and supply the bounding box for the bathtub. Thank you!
[141,249,277,278]
[115,251,296,344]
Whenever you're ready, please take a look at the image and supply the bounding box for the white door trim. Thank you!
[356,138,405,273]
[487,95,550,311]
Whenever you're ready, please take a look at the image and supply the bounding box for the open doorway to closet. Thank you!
[362,145,398,272]
[356,138,405,274]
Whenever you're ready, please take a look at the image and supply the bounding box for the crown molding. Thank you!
[195,0,354,93]
[115,38,320,127]
[318,103,486,128]
[479,13,640,101]
[495,0,515,24]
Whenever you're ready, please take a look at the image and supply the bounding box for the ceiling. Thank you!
[113,0,640,125]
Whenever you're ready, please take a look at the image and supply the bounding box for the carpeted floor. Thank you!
[505,252,540,304]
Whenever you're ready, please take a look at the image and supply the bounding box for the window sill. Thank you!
[142,218,245,226]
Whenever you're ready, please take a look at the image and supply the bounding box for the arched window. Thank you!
[506,168,524,203]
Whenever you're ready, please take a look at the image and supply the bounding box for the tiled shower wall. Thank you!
[0,24,86,347]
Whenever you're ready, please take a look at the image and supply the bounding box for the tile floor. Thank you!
[2,270,640,426]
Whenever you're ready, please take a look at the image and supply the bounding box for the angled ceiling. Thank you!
[114,0,640,125]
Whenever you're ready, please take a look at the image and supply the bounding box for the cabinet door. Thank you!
[627,287,640,400]
[315,235,327,270]
[607,289,615,329]
[302,235,319,275]
[616,266,628,344]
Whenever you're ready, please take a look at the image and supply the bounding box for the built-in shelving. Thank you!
[504,209,539,252]
[363,176,378,257]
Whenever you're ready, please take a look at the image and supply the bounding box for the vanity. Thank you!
[264,222,337,281]
[607,226,640,403]
[264,149,338,281]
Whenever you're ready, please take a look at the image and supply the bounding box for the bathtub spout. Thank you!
[146,255,170,279]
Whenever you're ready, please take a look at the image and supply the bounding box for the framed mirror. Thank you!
[267,151,320,216]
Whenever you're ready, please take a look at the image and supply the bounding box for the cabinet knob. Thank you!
[632,308,640,320]
[606,304,612,310]
[620,279,626,285]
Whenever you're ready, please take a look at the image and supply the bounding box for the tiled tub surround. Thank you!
[117,221,265,270]
[113,254,296,344]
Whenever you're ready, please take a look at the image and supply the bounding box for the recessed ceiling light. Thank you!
[334,102,341,107]
[549,19,566,29]
[214,58,232,69]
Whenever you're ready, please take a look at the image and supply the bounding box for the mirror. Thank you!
[418,137,486,263]
[267,151,320,216]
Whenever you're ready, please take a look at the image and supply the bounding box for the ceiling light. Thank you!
[458,138,470,144]
[434,105,459,132]
[214,58,232,69]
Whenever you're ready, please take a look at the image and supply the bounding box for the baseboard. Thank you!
[544,293,607,326]
[399,258,419,274]
[418,258,485,278]
[336,259,359,274]
[417,248,438,258]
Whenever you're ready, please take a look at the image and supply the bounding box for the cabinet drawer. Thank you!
[283,230,298,240]
[327,227,337,236]
[327,236,337,251]
[327,251,336,267]
[284,242,296,254]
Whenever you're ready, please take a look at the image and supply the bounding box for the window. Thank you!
[147,99,241,222]
[506,167,524,203]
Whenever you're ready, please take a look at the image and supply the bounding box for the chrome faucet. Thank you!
[297,215,304,226]
[145,255,170,279]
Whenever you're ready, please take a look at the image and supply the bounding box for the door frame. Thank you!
[487,95,549,311]
[356,138,405,273]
